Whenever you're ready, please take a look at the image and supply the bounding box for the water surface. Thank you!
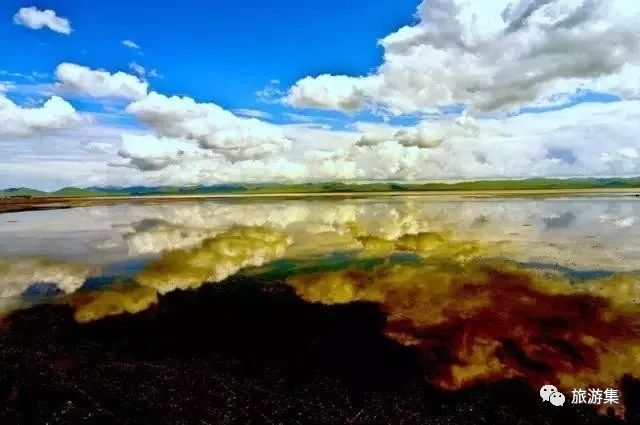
[1,195,639,414]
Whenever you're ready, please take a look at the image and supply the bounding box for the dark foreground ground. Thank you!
[0,277,638,424]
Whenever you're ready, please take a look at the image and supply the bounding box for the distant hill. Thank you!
[50,187,117,197]
[2,178,640,198]
[0,187,47,197]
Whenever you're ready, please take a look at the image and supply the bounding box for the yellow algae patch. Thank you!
[579,274,640,310]
[287,269,380,305]
[288,262,494,326]
[395,232,447,253]
[136,226,292,294]
[356,231,485,263]
[71,286,158,323]
[286,259,640,408]
[284,229,359,257]
[356,236,397,255]
[447,340,514,389]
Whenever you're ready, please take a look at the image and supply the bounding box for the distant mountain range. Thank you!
[2,178,640,198]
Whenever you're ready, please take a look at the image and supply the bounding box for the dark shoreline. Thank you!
[2,189,640,214]
[0,277,636,424]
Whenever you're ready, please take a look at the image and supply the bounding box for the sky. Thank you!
[1,0,640,190]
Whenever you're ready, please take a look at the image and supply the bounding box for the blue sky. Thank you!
[1,0,417,116]
[1,0,640,189]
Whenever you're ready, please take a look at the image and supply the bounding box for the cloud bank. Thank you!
[104,100,640,185]
[286,0,640,114]
[124,92,292,162]
[0,94,82,137]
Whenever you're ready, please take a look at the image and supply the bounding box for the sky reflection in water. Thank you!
[0,195,639,409]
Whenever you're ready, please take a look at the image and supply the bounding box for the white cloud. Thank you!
[233,108,273,120]
[355,120,447,149]
[0,70,48,83]
[13,6,72,35]
[0,119,151,190]
[287,75,370,111]
[284,112,318,123]
[0,82,14,93]
[286,0,640,114]
[6,93,640,188]
[55,63,148,100]
[117,134,213,171]
[122,39,140,49]
[86,141,115,154]
[65,97,630,185]
[0,95,82,137]
[128,61,146,77]
[256,79,284,103]
[345,100,640,180]
[125,92,292,161]
[280,123,359,153]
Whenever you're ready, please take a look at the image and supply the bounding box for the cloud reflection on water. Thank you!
[136,226,291,294]
[2,197,640,269]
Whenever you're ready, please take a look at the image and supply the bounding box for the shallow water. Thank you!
[1,195,639,416]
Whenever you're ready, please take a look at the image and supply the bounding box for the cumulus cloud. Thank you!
[122,39,140,49]
[286,0,640,114]
[125,92,292,162]
[355,121,448,149]
[13,6,72,35]
[55,63,148,100]
[0,94,82,137]
[286,75,370,111]
[116,134,212,171]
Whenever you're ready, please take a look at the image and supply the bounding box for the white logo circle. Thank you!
[540,384,558,402]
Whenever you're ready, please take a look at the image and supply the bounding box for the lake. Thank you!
[1,194,639,423]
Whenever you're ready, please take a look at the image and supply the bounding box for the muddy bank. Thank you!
[2,189,639,214]
[0,277,637,424]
